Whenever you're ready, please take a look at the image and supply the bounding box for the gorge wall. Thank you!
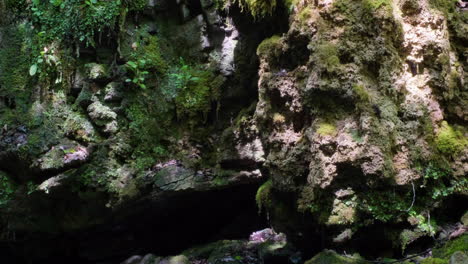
[0,0,467,263]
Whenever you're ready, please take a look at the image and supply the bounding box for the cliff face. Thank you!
[254,0,467,253]
[0,0,467,263]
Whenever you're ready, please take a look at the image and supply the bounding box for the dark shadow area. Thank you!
[1,183,267,264]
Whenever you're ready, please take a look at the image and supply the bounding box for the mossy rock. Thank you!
[435,121,467,155]
[461,211,468,226]
[420,257,447,264]
[85,63,110,81]
[316,122,337,136]
[449,251,468,264]
[256,179,273,212]
[305,250,367,264]
[257,35,283,59]
[433,235,468,259]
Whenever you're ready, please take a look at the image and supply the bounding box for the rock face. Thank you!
[252,0,467,254]
[0,0,466,263]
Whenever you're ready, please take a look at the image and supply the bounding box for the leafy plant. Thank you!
[125,60,149,89]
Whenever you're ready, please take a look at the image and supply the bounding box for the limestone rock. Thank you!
[104,82,124,103]
[160,255,190,264]
[35,143,89,172]
[121,255,142,264]
[87,101,118,134]
[85,63,109,81]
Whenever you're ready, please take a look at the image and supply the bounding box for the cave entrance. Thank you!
[3,183,267,264]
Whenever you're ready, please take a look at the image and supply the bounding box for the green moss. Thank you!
[353,84,370,102]
[314,42,341,72]
[316,122,337,136]
[435,121,467,155]
[433,235,468,259]
[125,101,169,172]
[257,35,282,58]
[305,250,367,264]
[297,6,312,24]
[0,23,31,102]
[174,69,219,120]
[420,258,447,264]
[256,180,273,213]
[363,0,392,10]
[132,35,169,75]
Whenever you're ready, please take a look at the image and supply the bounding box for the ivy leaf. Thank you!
[127,61,137,69]
[29,64,38,76]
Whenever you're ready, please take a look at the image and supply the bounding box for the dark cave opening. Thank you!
[1,183,267,264]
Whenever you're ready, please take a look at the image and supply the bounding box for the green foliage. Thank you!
[125,60,149,89]
[233,0,278,18]
[435,121,466,155]
[0,172,16,207]
[256,180,273,213]
[29,0,124,46]
[408,211,437,236]
[361,189,410,222]
[122,0,147,11]
[166,59,222,120]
